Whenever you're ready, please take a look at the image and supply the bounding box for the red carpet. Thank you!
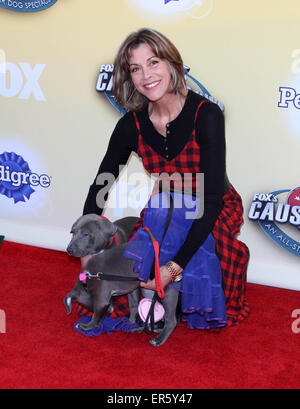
[0,240,300,389]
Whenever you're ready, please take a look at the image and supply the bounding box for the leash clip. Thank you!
[79,270,102,283]
[86,271,102,280]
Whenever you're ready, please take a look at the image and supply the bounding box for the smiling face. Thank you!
[128,42,172,104]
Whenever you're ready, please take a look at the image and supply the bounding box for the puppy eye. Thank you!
[82,232,89,237]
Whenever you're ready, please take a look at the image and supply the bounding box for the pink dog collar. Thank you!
[138,298,165,323]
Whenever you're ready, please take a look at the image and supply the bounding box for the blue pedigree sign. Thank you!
[0,151,51,203]
[0,0,57,12]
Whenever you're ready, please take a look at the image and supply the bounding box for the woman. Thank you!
[83,28,249,327]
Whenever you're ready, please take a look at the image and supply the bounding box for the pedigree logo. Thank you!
[278,87,300,110]
[248,187,300,257]
[278,49,300,110]
[0,151,51,203]
[277,49,300,141]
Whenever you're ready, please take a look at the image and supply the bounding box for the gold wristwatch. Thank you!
[166,261,183,282]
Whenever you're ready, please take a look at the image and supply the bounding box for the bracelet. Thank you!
[166,261,183,282]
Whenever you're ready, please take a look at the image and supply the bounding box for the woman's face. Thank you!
[128,43,172,103]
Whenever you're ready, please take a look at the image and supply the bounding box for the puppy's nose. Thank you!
[67,246,74,256]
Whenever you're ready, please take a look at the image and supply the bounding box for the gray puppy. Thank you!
[65,243,141,326]
[65,214,138,315]
[64,214,180,346]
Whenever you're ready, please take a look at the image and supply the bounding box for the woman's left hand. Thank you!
[140,264,173,291]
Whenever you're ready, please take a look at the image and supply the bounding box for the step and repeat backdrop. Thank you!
[0,0,300,290]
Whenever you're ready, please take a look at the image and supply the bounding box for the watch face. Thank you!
[174,273,183,282]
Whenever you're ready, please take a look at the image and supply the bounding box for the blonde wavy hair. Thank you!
[113,28,186,112]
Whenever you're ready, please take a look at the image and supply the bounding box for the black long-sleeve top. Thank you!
[83,90,228,269]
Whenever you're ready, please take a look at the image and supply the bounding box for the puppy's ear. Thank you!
[70,217,81,234]
[96,217,117,238]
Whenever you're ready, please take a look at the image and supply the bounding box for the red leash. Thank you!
[144,226,165,299]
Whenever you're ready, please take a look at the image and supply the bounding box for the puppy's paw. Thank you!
[107,303,114,315]
[149,333,168,347]
[76,322,95,331]
[130,326,144,333]
[149,337,164,347]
